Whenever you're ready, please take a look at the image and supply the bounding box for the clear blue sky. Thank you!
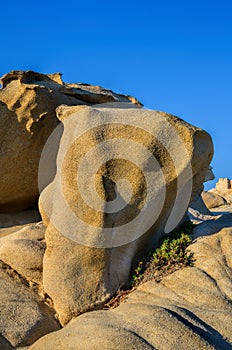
[1,0,231,189]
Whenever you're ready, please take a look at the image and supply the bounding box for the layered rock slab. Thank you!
[30,228,232,350]
[39,105,213,324]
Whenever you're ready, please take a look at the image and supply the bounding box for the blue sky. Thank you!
[1,0,231,189]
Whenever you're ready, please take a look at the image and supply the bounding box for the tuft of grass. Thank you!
[131,221,194,287]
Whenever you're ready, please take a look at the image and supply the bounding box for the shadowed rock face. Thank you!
[39,104,213,325]
[0,70,142,212]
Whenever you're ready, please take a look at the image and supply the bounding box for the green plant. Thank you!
[131,221,194,287]
[152,232,191,266]
[131,261,145,286]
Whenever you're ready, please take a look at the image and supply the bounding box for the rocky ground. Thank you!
[32,221,229,350]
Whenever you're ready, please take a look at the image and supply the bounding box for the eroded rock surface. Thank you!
[39,104,213,324]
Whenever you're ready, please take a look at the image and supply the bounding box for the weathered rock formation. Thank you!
[39,104,213,324]
[215,177,232,195]
[2,71,230,350]
[0,71,141,212]
[201,178,232,209]
[213,178,232,204]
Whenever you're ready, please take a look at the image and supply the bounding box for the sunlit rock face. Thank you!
[39,104,213,324]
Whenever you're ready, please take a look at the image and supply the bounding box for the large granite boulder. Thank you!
[0,71,141,212]
[39,104,213,324]
[29,227,232,350]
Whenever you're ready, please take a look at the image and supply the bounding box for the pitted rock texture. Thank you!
[39,104,213,325]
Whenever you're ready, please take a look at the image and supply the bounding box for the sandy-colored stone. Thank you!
[30,228,232,350]
[0,268,60,348]
[0,71,141,212]
[190,228,232,300]
[188,207,218,224]
[207,178,232,207]
[39,105,213,324]
[211,205,232,215]
[224,193,232,205]
[215,178,232,195]
[0,222,45,284]
[202,190,227,209]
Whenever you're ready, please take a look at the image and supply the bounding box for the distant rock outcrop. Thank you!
[201,178,232,209]
[202,190,227,209]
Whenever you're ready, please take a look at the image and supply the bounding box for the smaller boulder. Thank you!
[0,222,45,284]
[202,190,227,209]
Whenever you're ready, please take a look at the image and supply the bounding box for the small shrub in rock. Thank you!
[131,221,194,287]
